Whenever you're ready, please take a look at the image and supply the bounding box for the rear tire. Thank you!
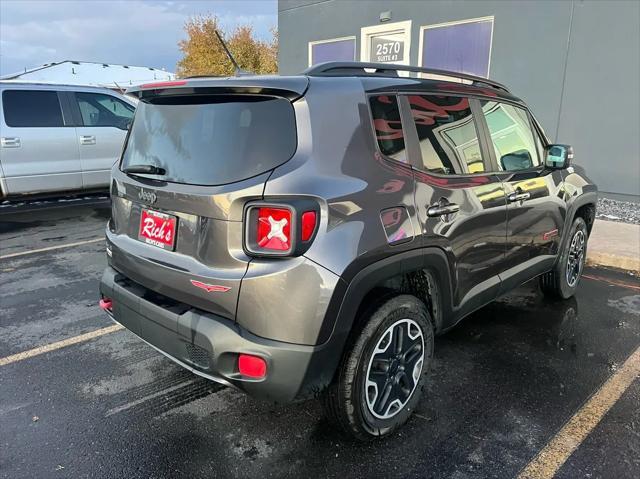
[540,217,588,299]
[322,295,434,441]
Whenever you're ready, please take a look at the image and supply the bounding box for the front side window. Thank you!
[369,95,407,163]
[408,94,482,174]
[480,101,541,171]
[2,90,64,127]
[75,92,134,129]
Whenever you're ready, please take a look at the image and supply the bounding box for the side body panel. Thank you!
[240,78,421,343]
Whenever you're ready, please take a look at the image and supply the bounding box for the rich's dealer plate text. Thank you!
[138,208,177,250]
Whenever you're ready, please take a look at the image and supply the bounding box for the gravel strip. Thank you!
[596,198,640,225]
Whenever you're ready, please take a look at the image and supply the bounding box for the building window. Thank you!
[308,37,356,67]
[419,17,493,78]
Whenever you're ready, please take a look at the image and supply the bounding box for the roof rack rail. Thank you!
[303,62,509,92]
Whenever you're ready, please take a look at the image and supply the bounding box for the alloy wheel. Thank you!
[365,319,425,419]
[566,229,586,287]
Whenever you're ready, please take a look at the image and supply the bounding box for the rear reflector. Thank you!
[301,211,317,241]
[256,207,292,251]
[99,298,113,311]
[238,354,267,379]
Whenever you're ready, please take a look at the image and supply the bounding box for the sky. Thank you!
[0,0,277,76]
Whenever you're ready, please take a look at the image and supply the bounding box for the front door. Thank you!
[0,89,81,195]
[69,91,134,189]
[403,93,508,319]
[476,100,567,292]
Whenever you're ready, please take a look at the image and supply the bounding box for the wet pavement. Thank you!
[1,198,639,479]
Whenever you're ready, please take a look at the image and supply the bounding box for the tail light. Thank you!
[244,200,319,257]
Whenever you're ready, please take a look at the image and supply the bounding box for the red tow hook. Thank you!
[99,298,113,312]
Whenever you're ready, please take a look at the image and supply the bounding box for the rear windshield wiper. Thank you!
[122,165,166,175]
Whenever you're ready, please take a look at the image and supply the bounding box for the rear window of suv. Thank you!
[121,95,297,186]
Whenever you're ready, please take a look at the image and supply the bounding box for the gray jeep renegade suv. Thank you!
[99,62,597,440]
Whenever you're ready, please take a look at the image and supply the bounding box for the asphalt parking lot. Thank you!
[1,197,639,479]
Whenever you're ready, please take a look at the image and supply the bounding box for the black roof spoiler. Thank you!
[303,62,509,92]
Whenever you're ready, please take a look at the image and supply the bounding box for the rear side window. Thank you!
[407,95,482,174]
[75,92,134,129]
[2,90,64,127]
[122,95,296,186]
[480,101,541,171]
[369,95,407,163]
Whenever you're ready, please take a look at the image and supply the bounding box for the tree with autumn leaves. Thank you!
[176,15,277,77]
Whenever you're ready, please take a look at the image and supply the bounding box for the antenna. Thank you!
[214,30,251,76]
[113,81,125,95]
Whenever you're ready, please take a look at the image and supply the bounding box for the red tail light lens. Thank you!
[256,207,292,251]
[238,354,267,379]
[301,211,317,241]
[244,201,318,257]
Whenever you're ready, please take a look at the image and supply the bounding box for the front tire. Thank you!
[322,295,434,440]
[540,216,588,299]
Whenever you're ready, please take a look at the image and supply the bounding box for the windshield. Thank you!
[121,95,296,185]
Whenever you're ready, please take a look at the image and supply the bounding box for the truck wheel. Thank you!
[322,294,434,440]
[540,216,588,299]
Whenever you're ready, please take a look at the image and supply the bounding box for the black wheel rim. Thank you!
[365,319,424,419]
[566,229,585,287]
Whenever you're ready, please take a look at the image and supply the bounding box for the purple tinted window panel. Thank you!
[422,21,492,77]
[311,39,355,65]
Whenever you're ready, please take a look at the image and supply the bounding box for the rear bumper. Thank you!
[99,266,341,403]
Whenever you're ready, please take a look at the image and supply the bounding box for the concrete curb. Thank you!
[587,252,640,274]
[586,220,640,274]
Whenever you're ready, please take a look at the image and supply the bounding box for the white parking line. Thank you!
[0,324,123,366]
[0,237,104,260]
[518,345,640,479]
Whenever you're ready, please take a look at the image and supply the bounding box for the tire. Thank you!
[322,294,434,441]
[540,216,588,300]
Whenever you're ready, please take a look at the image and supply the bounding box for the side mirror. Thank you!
[545,144,573,169]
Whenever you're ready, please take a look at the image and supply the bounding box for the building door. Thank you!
[361,20,412,66]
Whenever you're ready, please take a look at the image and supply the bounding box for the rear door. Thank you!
[68,91,134,189]
[0,89,81,195]
[476,100,567,291]
[403,93,508,319]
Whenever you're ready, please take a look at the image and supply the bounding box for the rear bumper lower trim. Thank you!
[99,266,342,402]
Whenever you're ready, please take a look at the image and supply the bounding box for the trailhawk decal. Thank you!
[190,280,231,293]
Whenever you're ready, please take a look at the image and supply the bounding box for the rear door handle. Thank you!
[427,203,460,217]
[1,137,21,148]
[507,192,531,203]
[79,135,96,145]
